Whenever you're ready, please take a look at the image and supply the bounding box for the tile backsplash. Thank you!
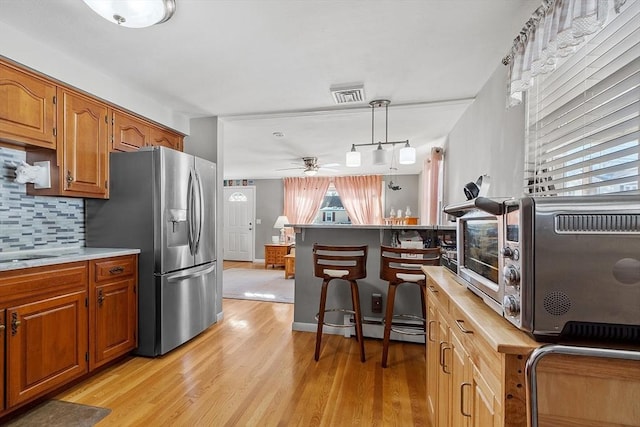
[0,147,84,252]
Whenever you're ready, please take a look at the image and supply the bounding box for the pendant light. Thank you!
[346,99,415,167]
[81,0,176,28]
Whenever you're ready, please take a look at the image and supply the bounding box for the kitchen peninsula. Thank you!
[289,223,454,339]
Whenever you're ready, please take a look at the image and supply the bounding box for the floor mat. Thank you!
[6,400,111,427]
[223,268,294,303]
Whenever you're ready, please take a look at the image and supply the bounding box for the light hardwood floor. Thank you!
[54,266,428,426]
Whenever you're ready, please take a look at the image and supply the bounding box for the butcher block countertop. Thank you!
[0,247,140,272]
[422,265,540,354]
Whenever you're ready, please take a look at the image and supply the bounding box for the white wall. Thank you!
[0,24,189,134]
[443,64,526,206]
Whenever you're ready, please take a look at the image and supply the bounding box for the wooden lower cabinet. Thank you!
[89,255,137,370]
[0,310,4,412]
[0,255,138,417]
[6,291,88,407]
[423,267,640,427]
[425,270,531,427]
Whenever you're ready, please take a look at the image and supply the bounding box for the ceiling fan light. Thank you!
[399,143,416,165]
[346,146,361,167]
[81,0,175,28]
[304,169,318,176]
[372,143,386,165]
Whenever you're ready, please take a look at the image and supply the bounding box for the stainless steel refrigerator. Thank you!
[86,146,217,356]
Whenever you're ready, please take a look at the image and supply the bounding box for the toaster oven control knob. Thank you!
[503,265,520,286]
[503,295,520,317]
[501,247,520,261]
[501,247,514,258]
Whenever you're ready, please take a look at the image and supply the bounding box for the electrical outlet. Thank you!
[371,293,382,313]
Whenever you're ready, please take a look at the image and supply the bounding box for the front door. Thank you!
[223,186,255,261]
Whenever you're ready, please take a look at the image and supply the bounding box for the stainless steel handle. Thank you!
[427,320,437,342]
[455,319,473,334]
[186,170,195,255]
[194,170,204,254]
[166,264,215,282]
[460,382,472,417]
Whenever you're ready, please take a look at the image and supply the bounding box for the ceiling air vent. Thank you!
[330,85,365,104]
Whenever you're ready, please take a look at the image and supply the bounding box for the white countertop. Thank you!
[0,247,140,272]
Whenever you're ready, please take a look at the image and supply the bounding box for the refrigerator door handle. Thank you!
[187,169,195,255]
[194,170,204,254]
[165,263,216,282]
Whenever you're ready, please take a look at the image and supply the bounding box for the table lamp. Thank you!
[273,215,290,244]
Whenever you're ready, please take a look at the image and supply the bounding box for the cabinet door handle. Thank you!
[98,289,104,306]
[109,266,125,274]
[455,319,473,334]
[0,323,5,332]
[11,313,20,336]
[427,320,437,342]
[66,170,74,185]
[428,285,439,294]
[439,341,451,374]
[442,346,451,374]
[460,382,472,417]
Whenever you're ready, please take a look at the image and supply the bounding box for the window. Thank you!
[524,2,639,196]
[313,187,351,224]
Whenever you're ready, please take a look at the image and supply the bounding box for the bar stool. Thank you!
[380,245,440,367]
[313,244,368,362]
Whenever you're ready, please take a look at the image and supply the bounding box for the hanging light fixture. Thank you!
[345,144,361,167]
[399,141,416,164]
[346,99,415,167]
[81,0,176,28]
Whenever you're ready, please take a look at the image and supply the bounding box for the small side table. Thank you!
[284,253,295,279]
[264,243,293,269]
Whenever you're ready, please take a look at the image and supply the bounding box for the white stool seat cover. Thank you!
[324,269,349,278]
[396,272,425,283]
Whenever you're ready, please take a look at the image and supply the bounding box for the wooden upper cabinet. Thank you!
[150,126,183,151]
[0,61,57,149]
[58,88,110,198]
[112,110,149,152]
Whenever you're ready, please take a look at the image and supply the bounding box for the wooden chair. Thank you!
[379,245,440,367]
[312,244,368,362]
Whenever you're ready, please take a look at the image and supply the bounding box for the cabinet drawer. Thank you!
[93,255,136,283]
[426,279,449,311]
[0,262,87,304]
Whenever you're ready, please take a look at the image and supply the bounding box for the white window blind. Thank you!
[525,0,639,196]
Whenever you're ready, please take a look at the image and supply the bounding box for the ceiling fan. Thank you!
[277,157,340,176]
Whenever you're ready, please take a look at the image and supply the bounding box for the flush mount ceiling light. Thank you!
[346,100,415,168]
[81,0,176,28]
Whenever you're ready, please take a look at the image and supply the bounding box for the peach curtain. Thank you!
[423,147,443,225]
[333,175,383,225]
[283,177,331,224]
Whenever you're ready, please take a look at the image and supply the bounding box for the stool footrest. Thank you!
[386,314,427,336]
[315,308,359,328]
